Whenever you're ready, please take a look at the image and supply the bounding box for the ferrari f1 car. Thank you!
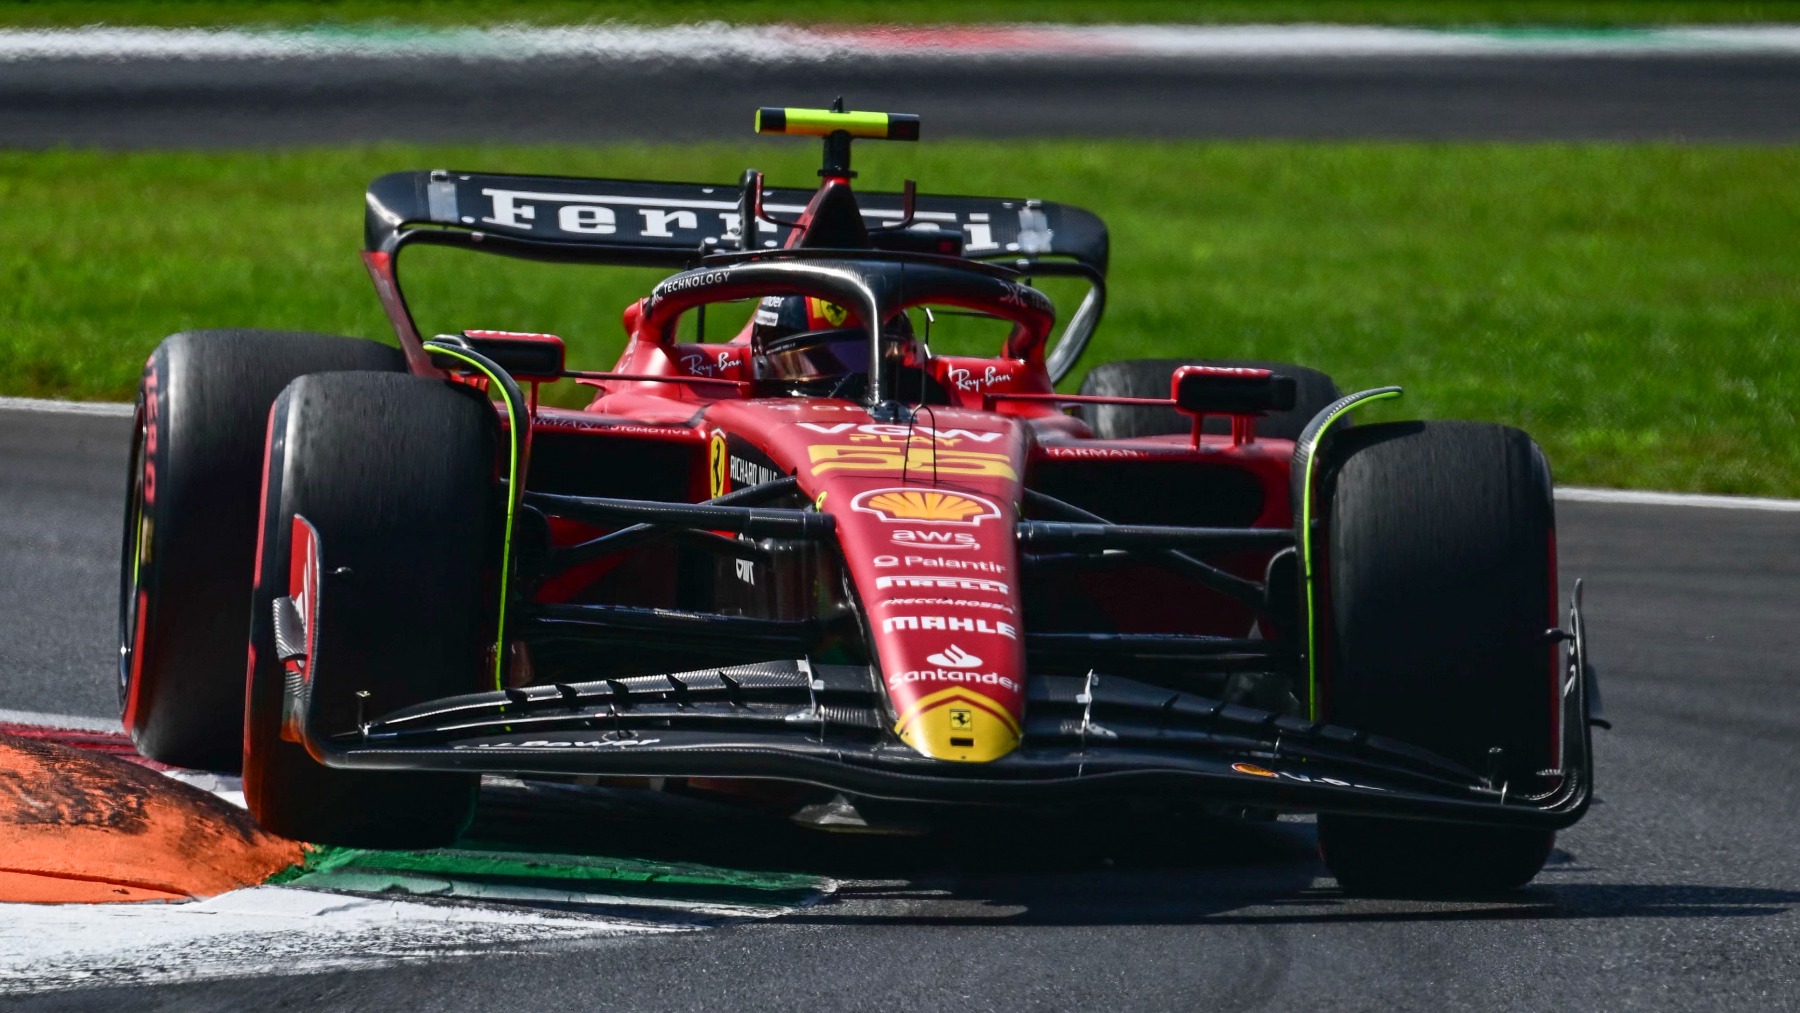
[120,105,1598,894]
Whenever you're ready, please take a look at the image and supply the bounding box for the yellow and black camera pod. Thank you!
[755,106,921,141]
[755,103,920,178]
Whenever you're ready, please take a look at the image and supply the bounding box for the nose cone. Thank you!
[894,686,1021,762]
[727,402,1031,765]
[831,479,1028,765]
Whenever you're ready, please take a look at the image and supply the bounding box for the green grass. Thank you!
[3,141,1796,495]
[4,0,1800,28]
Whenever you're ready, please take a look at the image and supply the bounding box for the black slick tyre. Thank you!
[1077,358,1342,440]
[1316,814,1556,899]
[1311,420,1560,895]
[119,329,404,771]
[243,371,498,848]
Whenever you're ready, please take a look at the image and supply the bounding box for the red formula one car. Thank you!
[119,106,1597,894]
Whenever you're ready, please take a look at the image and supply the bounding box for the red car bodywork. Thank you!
[362,173,1290,765]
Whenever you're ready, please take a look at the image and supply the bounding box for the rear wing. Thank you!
[365,170,1106,271]
[364,170,1109,380]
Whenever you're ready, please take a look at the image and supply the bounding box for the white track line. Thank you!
[3,24,1800,63]
[0,887,682,995]
[0,708,124,733]
[0,395,132,417]
[1555,486,1800,512]
[4,397,1795,512]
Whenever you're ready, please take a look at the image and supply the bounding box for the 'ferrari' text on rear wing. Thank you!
[363,170,1109,274]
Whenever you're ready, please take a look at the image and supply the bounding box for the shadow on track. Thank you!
[469,777,1318,875]
[804,882,1800,929]
[464,780,1799,929]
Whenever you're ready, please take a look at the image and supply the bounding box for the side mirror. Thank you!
[1172,365,1296,416]
[430,330,565,381]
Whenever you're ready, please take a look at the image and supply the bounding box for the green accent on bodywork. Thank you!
[421,340,521,691]
[129,483,145,591]
[1300,388,1404,720]
[269,843,825,907]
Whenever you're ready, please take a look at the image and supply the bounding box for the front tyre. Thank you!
[1316,815,1555,896]
[243,372,498,848]
[1311,420,1560,895]
[120,330,404,771]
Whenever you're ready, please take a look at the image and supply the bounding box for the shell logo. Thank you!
[851,488,1001,526]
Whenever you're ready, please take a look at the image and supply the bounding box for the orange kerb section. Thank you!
[0,731,303,904]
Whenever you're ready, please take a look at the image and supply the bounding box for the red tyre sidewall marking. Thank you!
[120,365,159,732]
[250,398,280,591]
[243,401,283,765]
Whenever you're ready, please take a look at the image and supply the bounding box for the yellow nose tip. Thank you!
[894,688,1020,763]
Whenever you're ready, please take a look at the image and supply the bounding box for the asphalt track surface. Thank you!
[2,403,1797,1010]
[5,53,1800,146]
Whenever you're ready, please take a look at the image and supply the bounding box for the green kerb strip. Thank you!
[421,340,520,691]
[1300,388,1404,720]
[269,843,826,907]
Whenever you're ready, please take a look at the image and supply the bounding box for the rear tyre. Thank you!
[1077,358,1342,440]
[120,330,404,771]
[243,372,497,848]
[1311,420,1560,895]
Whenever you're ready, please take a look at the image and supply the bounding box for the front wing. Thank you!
[296,598,1597,830]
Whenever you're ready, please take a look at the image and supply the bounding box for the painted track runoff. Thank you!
[1,399,1796,1010]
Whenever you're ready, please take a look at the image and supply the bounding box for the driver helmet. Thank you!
[750,295,915,386]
